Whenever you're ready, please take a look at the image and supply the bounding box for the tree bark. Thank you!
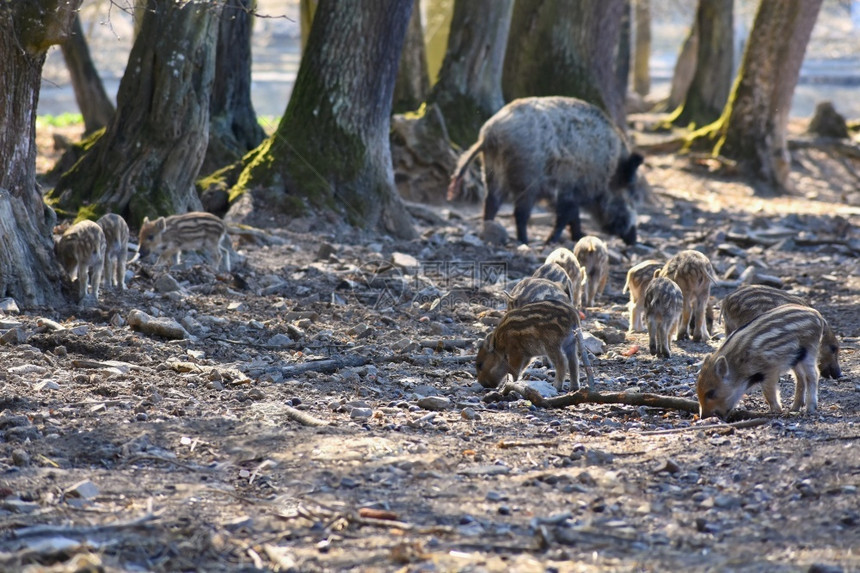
[667,16,698,112]
[392,0,430,114]
[60,14,115,135]
[0,1,82,307]
[632,0,650,97]
[428,0,513,147]
[669,0,733,128]
[299,0,318,52]
[424,0,454,85]
[201,0,265,176]
[503,0,628,127]
[694,0,823,189]
[48,0,222,227]
[232,0,417,239]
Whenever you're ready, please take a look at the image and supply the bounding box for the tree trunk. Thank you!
[694,0,823,190]
[632,0,650,97]
[392,0,430,114]
[48,0,222,228]
[300,0,318,52]
[667,17,698,111]
[503,0,628,127]
[60,14,115,135]
[0,1,82,307]
[616,0,631,105]
[428,0,513,146]
[201,0,265,177]
[424,0,454,85]
[232,0,417,239]
[669,0,733,128]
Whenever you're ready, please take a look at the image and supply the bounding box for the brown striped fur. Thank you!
[97,213,130,291]
[624,260,663,333]
[56,220,106,302]
[544,248,584,307]
[139,212,230,271]
[573,235,609,307]
[507,277,570,310]
[659,250,717,342]
[697,304,824,419]
[721,285,841,379]
[476,300,581,391]
[644,277,683,359]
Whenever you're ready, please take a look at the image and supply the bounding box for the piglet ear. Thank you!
[142,217,150,225]
[714,355,730,382]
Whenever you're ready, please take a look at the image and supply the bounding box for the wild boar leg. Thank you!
[547,195,579,244]
[514,194,537,244]
[562,333,580,391]
[760,372,784,413]
[545,347,568,391]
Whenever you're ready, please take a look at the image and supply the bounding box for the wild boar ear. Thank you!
[485,334,495,353]
[142,216,150,225]
[156,217,167,230]
[714,355,731,382]
[621,153,644,184]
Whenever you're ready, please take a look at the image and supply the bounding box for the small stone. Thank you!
[0,298,21,314]
[135,412,149,422]
[416,396,451,411]
[154,274,181,293]
[317,242,337,260]
[65,480,99,500]
[655,459,681,474]
[267,333,293,347]
[227,301,247,311]
[479,220,508,246]
[391,252,419,270]
[580,331,605,355]
[11,449,30,467]
[347,323,374,338]
[350,407,373,419]
[460,408,479,420]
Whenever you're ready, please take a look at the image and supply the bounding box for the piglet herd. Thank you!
[467,96,842,421]
[52,96,842,424]
[54,211,230,301]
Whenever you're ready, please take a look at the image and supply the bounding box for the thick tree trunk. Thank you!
[633,0,650,97]
[694,0,823,190]
[201,0,265,176]
[428,0,513,146]
[392,0,430,114]
[61,14,115,135]
[232,0,416,239]
[616,0,631,104]
[667,17,698,111]
[0,1,82,307]
[300,0,318,52]
[670,0,733,128]
[424,0,454,85]
[503,0,628,127]
[48,0,222,227]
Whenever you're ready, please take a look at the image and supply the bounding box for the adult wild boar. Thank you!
[448,97,644,245]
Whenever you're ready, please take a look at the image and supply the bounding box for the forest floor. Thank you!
[1,118,859,572]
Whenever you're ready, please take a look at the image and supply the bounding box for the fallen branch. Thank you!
[501,382,700,413]
[639,417,770,436]
[496,439,559,449]
[284,405,329,427]
[279,355,372,377]
[13,512,162,539]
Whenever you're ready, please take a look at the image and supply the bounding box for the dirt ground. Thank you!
[1,119,859,572]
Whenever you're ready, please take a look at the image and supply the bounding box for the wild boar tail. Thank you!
[447,138,484,201]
